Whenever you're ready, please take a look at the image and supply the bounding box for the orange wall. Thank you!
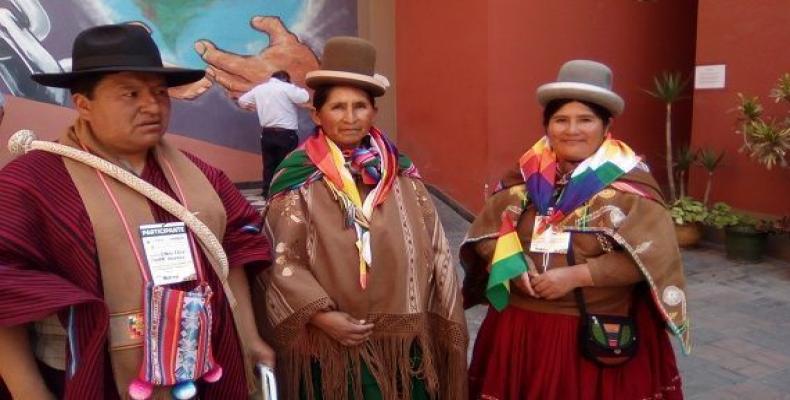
[396,1,697,211]
[395,0,490,208]
[688,0,790,216]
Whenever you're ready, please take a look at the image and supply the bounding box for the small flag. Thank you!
[486,217,529,311]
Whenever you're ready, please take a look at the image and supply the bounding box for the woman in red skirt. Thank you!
[460,60,690,400]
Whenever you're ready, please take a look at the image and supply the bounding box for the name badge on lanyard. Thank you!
[140,222,197,286]
[529,215,571,254]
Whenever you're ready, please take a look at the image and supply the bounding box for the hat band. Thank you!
[74,54,163,71]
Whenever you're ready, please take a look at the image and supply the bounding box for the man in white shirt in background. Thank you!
[238,70,309,197]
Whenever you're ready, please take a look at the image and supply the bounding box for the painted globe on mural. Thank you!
[105,0,304,68]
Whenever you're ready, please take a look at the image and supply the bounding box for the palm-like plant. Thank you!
[697,148,724,205]
[674,146,697,199]
[646,71,688,201]
[769,73,790,104]
[735,73,790,170]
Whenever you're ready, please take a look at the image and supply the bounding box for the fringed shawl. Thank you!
[256,130,467,399]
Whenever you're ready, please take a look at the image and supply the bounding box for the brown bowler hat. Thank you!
[305,36,389,97]
[31,24,204,89]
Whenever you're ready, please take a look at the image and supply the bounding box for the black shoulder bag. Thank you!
[569,239,638,367]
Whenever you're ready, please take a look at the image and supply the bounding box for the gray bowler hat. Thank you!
[536,60,624,116]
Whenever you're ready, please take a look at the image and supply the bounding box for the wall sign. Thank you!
[694,64,726,89]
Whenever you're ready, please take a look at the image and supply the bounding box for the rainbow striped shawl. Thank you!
[269,127,419,199]
[520,135,641,226]
[486,135,643,310]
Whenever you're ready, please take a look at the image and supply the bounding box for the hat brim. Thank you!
[31,66,205,89]
[306,70,386,97]
[536,82,624,116]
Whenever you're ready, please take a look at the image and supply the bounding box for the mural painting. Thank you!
[0,0,357,181]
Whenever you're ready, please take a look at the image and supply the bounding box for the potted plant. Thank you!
[669,197,708,247]
[735,73,790,170]
[674,146,696,199]
[706,202,770,262]
[696,148,725,205]
[646,71,689,201]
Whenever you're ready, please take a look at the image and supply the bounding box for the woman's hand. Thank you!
[310,311,374,347]
[532,264,593,300]
[512,271,539,298]
[246,336,276,368]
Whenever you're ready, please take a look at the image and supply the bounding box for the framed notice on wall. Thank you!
[694,65,726,89]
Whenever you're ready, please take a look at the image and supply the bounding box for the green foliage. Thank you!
[737,94,763,122]
[674,146,697,172]
[735,73,790,170]
[741,120,790,169]
[669,197,708,225]
[645,71,688,103]
[705,202,740,229]
[704,202,778,234]
[697,148,725,172]
[645,71,689,201]
[770,73,790,104]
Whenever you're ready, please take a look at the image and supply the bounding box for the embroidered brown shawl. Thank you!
[256,176,468,399]
[461,165,691,354]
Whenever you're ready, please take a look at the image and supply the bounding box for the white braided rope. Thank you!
[8,130,236,307]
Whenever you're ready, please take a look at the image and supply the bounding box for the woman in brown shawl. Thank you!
[461,60,690,400]
[254,37,468,399]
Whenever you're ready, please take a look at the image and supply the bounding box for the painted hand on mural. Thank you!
[190,16,319,100]
[167,76,213,100]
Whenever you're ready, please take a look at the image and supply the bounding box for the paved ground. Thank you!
[245,189,790,399]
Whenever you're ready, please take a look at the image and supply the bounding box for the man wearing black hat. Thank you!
[0,24,274,399]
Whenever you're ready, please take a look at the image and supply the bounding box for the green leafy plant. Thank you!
[769,73,790,104]
[705,202,740,229]
[674,146,697,199]
[646,71,689,201]
[704,202,775,234]
[735,73,790,169]
[696,148,725,205]
[669,197,708,225]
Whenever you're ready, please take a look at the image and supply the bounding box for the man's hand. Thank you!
[531,264,593,300]
[245,336,276,368]
[309,311,374,347]
[0,325,55,400]
[194,16,319,99]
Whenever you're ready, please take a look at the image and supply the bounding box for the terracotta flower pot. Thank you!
[674,223,702,248]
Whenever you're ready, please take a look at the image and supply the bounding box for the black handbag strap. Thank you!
[567,235,590,317]
[569,232,638,318]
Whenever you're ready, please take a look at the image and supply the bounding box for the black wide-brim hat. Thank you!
[31,24,204,89]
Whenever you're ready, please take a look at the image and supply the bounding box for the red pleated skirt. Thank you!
[468,295,683,400]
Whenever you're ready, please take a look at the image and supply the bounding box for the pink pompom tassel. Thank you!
[128,378,154,400]
[203,364,223,383]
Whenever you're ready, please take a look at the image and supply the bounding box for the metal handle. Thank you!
[257,363,278,400]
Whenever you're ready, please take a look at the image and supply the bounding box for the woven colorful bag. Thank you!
[128,283,223,400]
